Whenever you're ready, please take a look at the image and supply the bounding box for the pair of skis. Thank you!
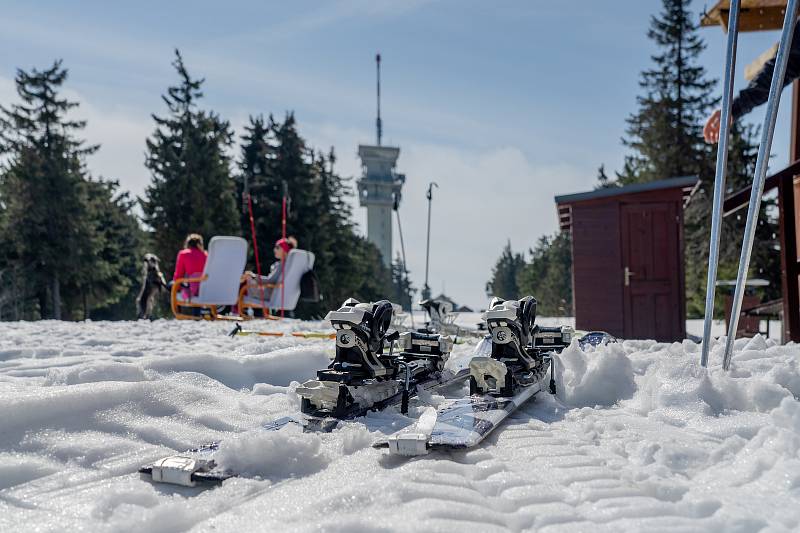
[376,296,567,455]
[140,298,465,486]
[140,296,581,486]
[138,366,470,486]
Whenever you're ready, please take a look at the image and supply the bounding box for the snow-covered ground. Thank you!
[1,319,799,532]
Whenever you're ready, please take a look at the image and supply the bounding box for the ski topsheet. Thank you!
[139,367,470,487]
[375,366,548,456]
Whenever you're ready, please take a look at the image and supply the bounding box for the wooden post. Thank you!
[783,80,800,342]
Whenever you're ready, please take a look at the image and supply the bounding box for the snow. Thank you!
[1,318,799,532]
[554,341,635,407]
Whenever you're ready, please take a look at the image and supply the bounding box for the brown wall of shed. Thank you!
[571,203,624,336]
[567,188,687,340]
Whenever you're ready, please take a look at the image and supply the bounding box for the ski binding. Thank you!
[378,295,570,456]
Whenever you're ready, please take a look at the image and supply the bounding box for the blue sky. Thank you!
[0,1,791,309]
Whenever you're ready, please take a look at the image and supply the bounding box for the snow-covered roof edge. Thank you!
[554,176,698,205]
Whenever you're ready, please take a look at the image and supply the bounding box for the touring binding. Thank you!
[418,298,459,336]
[296,298,453,418]
[470,296,573,397]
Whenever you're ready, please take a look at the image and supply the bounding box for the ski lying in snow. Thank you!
[375,359,551,455]
[376,295,569,456]
[138,367,470,487]
[140,298,466,487]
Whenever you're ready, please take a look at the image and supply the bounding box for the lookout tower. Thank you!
[357,54,405,267]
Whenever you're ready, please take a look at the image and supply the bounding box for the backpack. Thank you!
[300,269,322,302]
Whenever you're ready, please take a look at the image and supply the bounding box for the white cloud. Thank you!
[395,142,588,309]
[303,118,593,308]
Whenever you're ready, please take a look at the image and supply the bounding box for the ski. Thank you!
[138,367,469,487]
[140,298,465,487]
[376,295,572,456]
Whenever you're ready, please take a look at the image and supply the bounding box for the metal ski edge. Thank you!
[138,367,471,486]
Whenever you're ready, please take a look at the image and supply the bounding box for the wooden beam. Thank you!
[784,79,800,342]
[701,1,788,32]
[778,174,800,342]
[745,42,778,81]
[722,158,800,215]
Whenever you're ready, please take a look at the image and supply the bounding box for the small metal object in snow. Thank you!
[387,432,429,456]
[150,455,209,487]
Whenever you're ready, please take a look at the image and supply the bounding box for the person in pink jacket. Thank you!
[173,233,208,298]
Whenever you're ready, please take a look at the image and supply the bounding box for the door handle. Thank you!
[624,266,636,286]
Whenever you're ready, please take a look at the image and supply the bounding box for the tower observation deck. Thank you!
[356,53,405,267]
[357,145,405,266]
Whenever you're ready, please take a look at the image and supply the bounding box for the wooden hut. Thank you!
[555,177,698,342]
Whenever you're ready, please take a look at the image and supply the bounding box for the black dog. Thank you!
[136,253,167,319]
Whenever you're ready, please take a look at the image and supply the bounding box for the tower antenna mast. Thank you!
[376,53,382,146]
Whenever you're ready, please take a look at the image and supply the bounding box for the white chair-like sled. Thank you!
[238,249,315,319]
[171,236,248,320]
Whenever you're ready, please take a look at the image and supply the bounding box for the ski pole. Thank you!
[701,0,740,368]
[423,182,438,300]
[281,180,288,319]
[393,193,414,327]
[246,193,267,311]
[723,0,800,370]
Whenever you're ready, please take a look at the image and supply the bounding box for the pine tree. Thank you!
[596,163,616,189]
[0,61,143,320]
[235,114,393,317]
[235,113,282,287]
[0,61,97,319]
[683,122,780,316]
[517,232,573,316]
[391,254,415,311]
[78,179,145,319]
[486,241,525,301]
[237,115,274,251]
[349,238,393,303]
[618,0,716,184]
[236,113,314,266]
[272,114,322,253]
[141,49,239,275]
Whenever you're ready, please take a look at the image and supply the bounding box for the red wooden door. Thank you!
[620,202,682,341]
